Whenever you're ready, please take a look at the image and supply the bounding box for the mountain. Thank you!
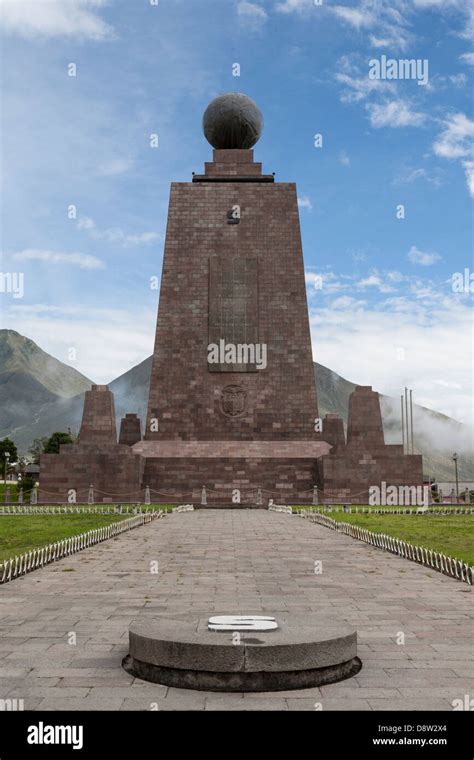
[0,330,92,448]
[109,356,151,425]
[0,331,472,480]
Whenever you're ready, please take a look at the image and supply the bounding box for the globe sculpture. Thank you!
[202,92,263,150]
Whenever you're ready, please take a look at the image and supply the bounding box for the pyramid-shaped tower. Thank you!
[134,93,330,503]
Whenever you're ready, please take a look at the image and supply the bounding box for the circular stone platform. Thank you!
[122,615,361,692]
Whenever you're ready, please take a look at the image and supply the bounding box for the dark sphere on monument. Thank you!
[202,93,263,150]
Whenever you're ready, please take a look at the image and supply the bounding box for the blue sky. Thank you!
[0,0,473,425]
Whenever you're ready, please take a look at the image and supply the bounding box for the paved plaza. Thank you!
[0,510,472,711]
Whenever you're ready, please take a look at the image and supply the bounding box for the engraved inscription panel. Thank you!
[208,258,258,372]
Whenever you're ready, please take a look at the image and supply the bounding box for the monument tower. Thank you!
[134,93,331,501]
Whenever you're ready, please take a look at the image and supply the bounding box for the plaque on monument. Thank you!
[208,257,259,372]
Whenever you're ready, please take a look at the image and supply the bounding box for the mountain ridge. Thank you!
[0,330,472,480]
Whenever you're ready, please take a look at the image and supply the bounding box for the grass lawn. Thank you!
[312,511,474,565]
[0,514,130,563]
[0,483,19,500]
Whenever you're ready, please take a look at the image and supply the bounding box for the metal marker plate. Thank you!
[208,615,278,632]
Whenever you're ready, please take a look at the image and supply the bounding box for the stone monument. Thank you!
[39,93,423,504]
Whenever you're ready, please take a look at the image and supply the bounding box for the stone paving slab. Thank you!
[0,510,472,711]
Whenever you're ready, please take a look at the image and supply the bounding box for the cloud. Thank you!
[463,161,474,197]
[432,113,474,196]
[413,0,474,41]
[96,158,133,177]
[237,1,268,29]
[305,270,351,293]
[0,0,113,40]
[357,273,395,293]
[433,112,474,159]
[367,100,427,128]
[393,166,443,188]
[308,282,474,425]
[275,0,312,13]
[279,0,472,50]
[331,4,374,28]
[305,271,323,290]
[297,195,313,211]
[77,217,162,247]
[12,248,105,270]
[0,303,156,383]
[449,73,468,88]
[407,245,442,266]
[338,150,350,166]
[331,295,367,309]
[460,52,474,65]
[329,1,412,50]
[335,56,394,103]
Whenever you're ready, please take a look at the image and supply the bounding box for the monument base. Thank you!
[122,653,361,692]
[134,440,330,504]
[122,615,361,692]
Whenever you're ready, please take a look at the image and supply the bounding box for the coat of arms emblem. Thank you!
[221,385,246,417]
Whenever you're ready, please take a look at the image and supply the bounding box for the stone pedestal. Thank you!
[123,614,361,692]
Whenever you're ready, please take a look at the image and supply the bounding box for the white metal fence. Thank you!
[0,512,164,584]
[294,505,474,516]
[295,510,473,585]
[0,505,165,516]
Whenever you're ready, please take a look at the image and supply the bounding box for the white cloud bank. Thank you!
[77,217,162,247]
[237,1,268,29]
[12,248,105,270]
[407,245,442,266]
[0,302,156,383]
[0,0,113,40]
[433,112,474,197]
[367,100,427,129]
[297,195,313,211]
[308,288,473,426]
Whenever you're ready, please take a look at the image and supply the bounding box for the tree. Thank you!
[21,476,36,496]
[29,437,49,464]
[0,437,18,465]
[43,432,74,454]
[16,456,28,479]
